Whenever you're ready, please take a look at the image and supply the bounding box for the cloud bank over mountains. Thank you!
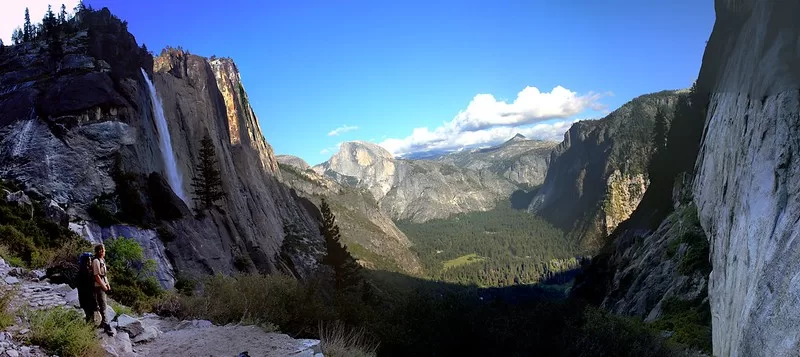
[379,85,605,157]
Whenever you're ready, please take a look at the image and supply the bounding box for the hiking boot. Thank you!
[102,323,114,336]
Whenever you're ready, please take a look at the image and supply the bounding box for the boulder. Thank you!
[131,326,161,344]
[4,277,19,285]
[4,190,32,208]
[65,289,80,307]
[43,200,69,227]
[101,331,133,357]
[116,314,144,337]
[175,319,213,330]
[105,304,116,323]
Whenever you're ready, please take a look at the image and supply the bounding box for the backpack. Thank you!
[76,252,97,310]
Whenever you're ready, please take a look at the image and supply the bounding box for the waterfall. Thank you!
[140,68,186,203]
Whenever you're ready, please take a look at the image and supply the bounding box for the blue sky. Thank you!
[74,0,714,165]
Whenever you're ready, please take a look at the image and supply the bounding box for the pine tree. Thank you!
[59,4,67,24]
[43,5,57,38]
[652,107,668,152]
[23,8,31,42]
[12,28,23,45]
[191,134,225,211]
[75,0,85,12]
[0,39,4,54]
[319,199,362,290]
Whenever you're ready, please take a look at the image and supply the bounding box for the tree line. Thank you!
[398,203,582,286]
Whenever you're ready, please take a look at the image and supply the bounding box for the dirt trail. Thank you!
[135,324,322,357]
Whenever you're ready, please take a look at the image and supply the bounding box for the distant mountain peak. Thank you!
[504,133,527,144]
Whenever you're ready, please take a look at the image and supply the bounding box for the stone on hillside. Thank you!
[65,289,79,307]
[43,200,69,227]
[106,304,116,323]
[53,284,72,294]
[4,277,19,285]
[4,190,32,209]
[0,258,7,268]
[176,319,213,330]
[31,270,46,280]
[101,331,133,357]
[116,314,144,337]
[8,268,27,278]
[131,326,161,343]
[6,349,19,357]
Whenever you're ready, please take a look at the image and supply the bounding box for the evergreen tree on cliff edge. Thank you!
[319,199,362,290]
[191,135,225,212]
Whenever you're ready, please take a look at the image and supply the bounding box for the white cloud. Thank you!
[378,85,604,156]
[327,125,359,136]
[1,0,80,44]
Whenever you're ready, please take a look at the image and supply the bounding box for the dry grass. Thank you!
[318,321,379,357]
[0,285,15,329]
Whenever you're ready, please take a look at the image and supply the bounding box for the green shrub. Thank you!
[319,321,378,357]
[650,297,712,353]
[0,225,36,262]
[0,245,25,267]
[25,308,104,357]
[105,237,162,312]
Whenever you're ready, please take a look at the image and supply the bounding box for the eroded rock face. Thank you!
[278,157,423,275]
[603,170,648,235]
[529,91,682,251]
[693,1,800,355]
[315,141,517,222]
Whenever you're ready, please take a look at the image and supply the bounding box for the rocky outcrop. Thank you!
[693,1,800,355]
[277,155,311,171]
[315,141,517,222]
[602,170,648,235]
[529,91,683,252]
[0,8,324,280]
[278,158,423,275]
[435,135,558,187]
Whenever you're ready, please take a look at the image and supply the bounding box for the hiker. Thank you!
[77,251,97,323]
[92,243,113,335]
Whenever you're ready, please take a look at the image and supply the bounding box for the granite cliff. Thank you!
[0,8,324,283]
[314,141,517,223]
[529,90,684,252]
[692,0,800,355]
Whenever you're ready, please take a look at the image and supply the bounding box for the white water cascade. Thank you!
[140,68,186,203]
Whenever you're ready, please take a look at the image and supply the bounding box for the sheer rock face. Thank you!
[693,1,800,355]
[434,135,558,187]
[528,91,681,252]
[277,156,423,275]
[0,12,322,280]
[151,49,321,277]
[314,141,517,223]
